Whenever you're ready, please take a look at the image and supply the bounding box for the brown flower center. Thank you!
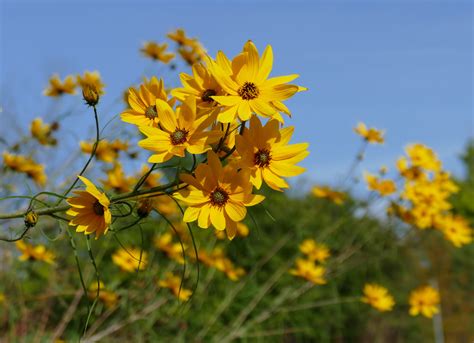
[201,89,217,103]
[209,187,229,207]
[254,148,272,167]
[170,128,189,145]
[145,105,158,119]
[93,200,105,216]
[238,82,259,100]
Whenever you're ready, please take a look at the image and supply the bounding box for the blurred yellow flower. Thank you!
[167,28,195,46]
[434,214,472,247]
[3,152,47,186]
[112,247,148,273]
[141,41,175,63]
[236,116,309,191]
[77,70,105,95]
[30,118,58,146]
[289,258,326,285]
[66,176,111,239]
[299,239,330,263]
[80,139,128,163]
[15,240,55,264]
[88,281,119,308]
[100,163,135,193]
[43,74,76,97]
[154,232,186,264]
[408,285,440,318]
[312,186,346,205]
[364,172,396,196]
[361,283,395,312]
[197,247,245,281]
[175,152,265,239]
[405,143,441,172]
[354,122,384,144]
[158,272,192,301]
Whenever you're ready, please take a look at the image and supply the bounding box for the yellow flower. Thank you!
[289,258,326,285]
[409,285,440,318]
[208,40,305,123]
[135,164,163,189]
[30,118,58,146]
[138,97,222,163]
[364,172,396,196]
[88,281,119,308]
[15,241,55,264]
[215,222,249,239]
[361,283,395,312]
[354,122,384,144]
[80,139,128,163]
[100,163,135,193]
[406,143,441,172]
[66,176,111,239]
[43,74,76,96]
[167,28,195,46]
[197,247,245,281]
[312,186,346,205]
[3,152,47,186]
[158,272,192,301]
[171,63,225,109]
[77,71,105,95]
[112,247,148,272]
[141,41,175,63]
[174,151,265,239]
[178,45,205,66]
[236,116,309,191]
[121,77,174,128]
[299,239,330,263]
[154,232,186,264]
[434,214,472,247]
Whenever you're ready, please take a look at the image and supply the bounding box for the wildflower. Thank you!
[66,176,111,239]
[43,74,76,96]
[289,258,326,285]
[3,152,47,186]
[299,239,330,263]
[171,63,225,108]
[354,123,384,144]
[30,118,57,146]
[121,77,174,128]
[409,285,440,318]
[88,281,119,308]
[77,71,105,95]
[312,186,346,205]
[434,214,472,247]
[154,232,186,264]
[178,45,205,66]
[208,40,305,123]
[100,163,134,193]
[405,143,441,172]
[215,222,249,239]
[236,116,309,191]
[112,247,148,272]
[15,240,55,264]
[141,41,175,63]
[82,85,100,107]
[138,97,222,163]
[174,151,265,239]
[167,28,195,46]
[80,139,127,163]
[24,210,38,228]
[158,272,192,301]
[361,283,395,312]
[364,172,396,196]
[197,248,245,281]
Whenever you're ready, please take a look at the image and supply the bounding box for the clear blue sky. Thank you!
[1,0,473,185]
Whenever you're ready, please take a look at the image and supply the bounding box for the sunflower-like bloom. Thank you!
[100,163,135,193]
[3,152,47,186]
[364,172,397,196]
[434,214,472,247]
[77,70,105,95]
[289,258,326,285]
[159,272,192,301]
[236,116,309,191]
[43,74,76,96]
[88,281,119,308]
[66,176,111,239]
[138,97,222,163]
[15,241,55,264]
[112,247,148,272]
[312,186,346,205]
[30,118,58,146]
[121,77,174,127]
[354,122,385,144]
[167,28,195,46]
[207,41,305,123]
[171,63,225,108]
[141,41,175,63]
[408,285,440,318]
[80,139,128,163]
[299,239,330,264]
[154,232,187,264]
[361,283,395,312]
[174,151,265,239]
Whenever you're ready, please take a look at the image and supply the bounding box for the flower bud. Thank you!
[24,210,38,228]
[82,85,100,107]
[137,198,153,218]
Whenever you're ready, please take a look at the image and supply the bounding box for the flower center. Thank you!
[254,148,272,167]
[170,128,189,145]
[238,82,259,100]
[201,89,217,103]
[93,200,105,216]
[209,187,229,207]
[145,105,158,119]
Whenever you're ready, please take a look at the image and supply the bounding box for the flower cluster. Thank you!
[15,240,55,264]
[361,283,395,312]
[3,152,47,186]
[197,247,245,281]
[289,239,329,285]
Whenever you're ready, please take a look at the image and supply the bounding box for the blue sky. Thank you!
[1,0,473,186]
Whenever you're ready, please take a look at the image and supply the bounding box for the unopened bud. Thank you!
[82,86,100,107]
[24,210,38,228]
[137,198,153,218]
